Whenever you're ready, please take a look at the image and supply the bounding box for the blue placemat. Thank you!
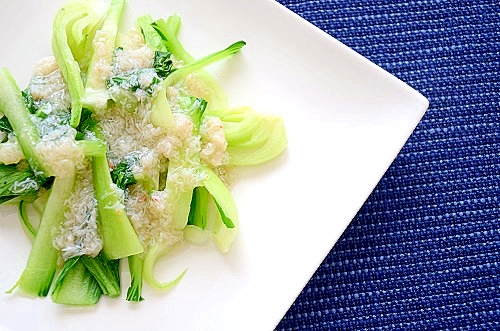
[275,1,500,330]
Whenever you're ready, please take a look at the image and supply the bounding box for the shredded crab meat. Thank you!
[200,116,229,167]
[0,135,24,165]
[87,30,113,89]
[126,185,184,247]
[114,27,155,73]
[29,56,70,111]
[53,166,102,260]
[36,132,85,175]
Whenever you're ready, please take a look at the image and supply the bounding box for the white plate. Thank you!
[0,0,428,330]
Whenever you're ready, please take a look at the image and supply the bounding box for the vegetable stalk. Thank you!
[84,0,126,111]
[92,155,144,259]
[0,68,49,176]
[12,162,76,296]
[52,0,107,127]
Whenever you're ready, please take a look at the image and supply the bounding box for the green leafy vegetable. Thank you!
[75,108,98,140]
[161,40,246,88]
[0,163,43,205]
[80,253,121,297]
[0,117,13,137]
[1,0,286,306]
[107,69,161,95]
[150,15,228,110]
[153,51,175,78]
[151,16,193,63]
[149,82,175,130]
[21,90,37,114]
[138,15,167,52]
[110,154,139,190]
[51,257,102,305]
[150,38,244,127]
[187,186,209,229]
[201,166,239,252]
[178,96,208,130]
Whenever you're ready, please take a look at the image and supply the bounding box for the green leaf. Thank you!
[0,117,13,138]
[187,186,209,229]
[80,253,121,297]
[110,154,139,190]
[51,257,102,305]
[151,16,194,63]
[21,90,37,114]
[201,167,238,252]
[83,0,125,112]
[153,51,175,78]
[75,108,98,140]
[0,68,49,177]
[178,96,207,130]
[137,14,168,52]
[148,15,228,110]
[159,40,246,88]
[0,163,43,204]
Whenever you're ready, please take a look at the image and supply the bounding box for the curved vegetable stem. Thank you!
[143,244,186,290]
[162,41,246,88]
[18,200,37,241]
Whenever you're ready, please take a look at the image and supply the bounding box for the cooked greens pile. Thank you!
[0,0,286,305]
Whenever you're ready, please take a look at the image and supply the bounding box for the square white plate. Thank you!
[0,0,428,330]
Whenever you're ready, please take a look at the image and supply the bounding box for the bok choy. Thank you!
[0,0,286,305]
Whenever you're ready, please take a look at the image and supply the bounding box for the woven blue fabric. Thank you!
[275,1,499,330]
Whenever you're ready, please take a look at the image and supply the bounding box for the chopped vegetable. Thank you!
[83,0,125,112]
[92,155,144,260]
[11,164,76,296]
[80,253,121,297]
[0,163,43,204]
[0,68,50,177]
[51,257,103,305]
[52,0,107,127]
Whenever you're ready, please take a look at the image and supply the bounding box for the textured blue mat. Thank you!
[275,1,500,330]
